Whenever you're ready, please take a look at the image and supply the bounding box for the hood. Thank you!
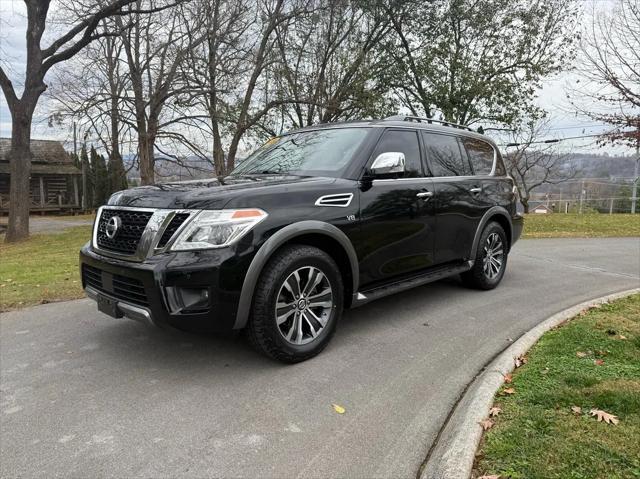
[107,175,338,210]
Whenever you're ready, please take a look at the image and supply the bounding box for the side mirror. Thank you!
[370,152,405,176]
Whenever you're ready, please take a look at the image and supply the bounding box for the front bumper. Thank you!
[80,243,252,332]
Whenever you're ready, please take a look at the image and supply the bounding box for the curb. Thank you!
[420,288,640,479]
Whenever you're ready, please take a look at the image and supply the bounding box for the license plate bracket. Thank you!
[97,294,123,319]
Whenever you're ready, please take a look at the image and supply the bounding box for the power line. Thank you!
[499,133,610,147]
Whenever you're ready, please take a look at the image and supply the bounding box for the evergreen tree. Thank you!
[91,146,109,207]
[79,145,94,208]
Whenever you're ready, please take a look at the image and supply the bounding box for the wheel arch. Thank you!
[234,221,359,329]
[469,207,513,260]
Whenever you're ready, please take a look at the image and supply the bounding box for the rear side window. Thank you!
[371,129,423,178]
[422,132,472,177]
[462,138,495,175]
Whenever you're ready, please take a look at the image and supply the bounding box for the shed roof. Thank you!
[0,138,71,164]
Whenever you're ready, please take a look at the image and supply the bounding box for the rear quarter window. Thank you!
[461,137,495,175]
[422,132,472,177]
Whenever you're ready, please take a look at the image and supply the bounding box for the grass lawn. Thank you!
[474,294,640,479]
[0,226,92,311]
[523,213,640,239]
[46,213,96,221]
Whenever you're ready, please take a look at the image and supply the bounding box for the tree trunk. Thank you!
[5,105,33,242]
[109,98,127,191]
[226,132,242,172]
[521,198,530,214]
[212,131,225,176]
[138,131,155,185]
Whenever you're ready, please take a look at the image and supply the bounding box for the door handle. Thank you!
[469,187,482,194]
[416,191,434,199]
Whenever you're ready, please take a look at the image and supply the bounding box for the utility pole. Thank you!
[81,128,88,211]
[632,142,639,214]
[579,179,585,214]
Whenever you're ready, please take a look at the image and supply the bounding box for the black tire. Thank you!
[245,244,344,363]
[461,222,508,290]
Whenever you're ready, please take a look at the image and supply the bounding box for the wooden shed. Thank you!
[0,138,81,214]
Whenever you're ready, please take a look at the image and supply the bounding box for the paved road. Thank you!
[0,217,93,235]
[1,238,639,478]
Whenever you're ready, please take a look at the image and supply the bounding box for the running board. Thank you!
[351,261,473,308]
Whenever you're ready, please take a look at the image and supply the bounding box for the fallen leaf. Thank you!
[589,409,619,425]
[514,355,528,368]
[489,406,502,417]
[332,404,345,414]
[479,418,494,431]
[502,387,515,395]
[618,335,627,340]
[576,351,587,358]
[594,359,604,366]
[541,368,550,375]
[503,373,513,384]
[571,406,582,415]
[477,476,501,479]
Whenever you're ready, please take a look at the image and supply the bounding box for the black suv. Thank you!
[80,116,523,362]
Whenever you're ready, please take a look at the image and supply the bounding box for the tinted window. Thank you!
[422,132,472,176]
[462,138,495,175]
[494,155,506,176]
[371,130,423,178]
[230,128,370,178]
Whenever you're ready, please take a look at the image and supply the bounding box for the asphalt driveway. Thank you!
[1,237,639,478]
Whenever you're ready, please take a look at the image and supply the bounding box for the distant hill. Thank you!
[120,151,636,185]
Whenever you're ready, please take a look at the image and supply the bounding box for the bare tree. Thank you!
[114,0,210,185]
[180,0,254,175]
[177,0,312,174]
[51,24,130,194]
[223,0,311,171]
[266,0,395,131]
[0,0,169,242]
[503,119,576,213]
[569,0,640,146]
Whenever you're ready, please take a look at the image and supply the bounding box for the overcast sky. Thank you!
[0,0,633,156]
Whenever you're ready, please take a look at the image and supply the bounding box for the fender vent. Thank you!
[314,193,354,208]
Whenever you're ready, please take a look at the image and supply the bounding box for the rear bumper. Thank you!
[512,213,524,246]
[79,242,252,332]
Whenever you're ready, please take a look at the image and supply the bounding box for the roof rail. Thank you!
[384,115,474,132]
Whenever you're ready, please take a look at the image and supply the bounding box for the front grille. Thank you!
[96,209,153,255]
[157,213,190,248]
[82,264,149,307]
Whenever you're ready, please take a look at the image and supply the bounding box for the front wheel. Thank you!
[461,222,508,290]
[246,245,343,363]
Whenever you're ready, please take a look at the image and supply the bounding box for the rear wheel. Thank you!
[461,222,508,290]
[246,245,343,363]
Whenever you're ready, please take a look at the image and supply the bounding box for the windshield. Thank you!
[229,128,370,178]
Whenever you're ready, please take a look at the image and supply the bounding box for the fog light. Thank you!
[166,286,210,313]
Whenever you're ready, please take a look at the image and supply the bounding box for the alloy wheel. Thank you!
[482,232,504,280]
[275,266,333,345]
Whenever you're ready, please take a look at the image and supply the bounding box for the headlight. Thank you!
[171,209,267,250]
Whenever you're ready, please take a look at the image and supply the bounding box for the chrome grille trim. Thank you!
[92,206,199,262]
